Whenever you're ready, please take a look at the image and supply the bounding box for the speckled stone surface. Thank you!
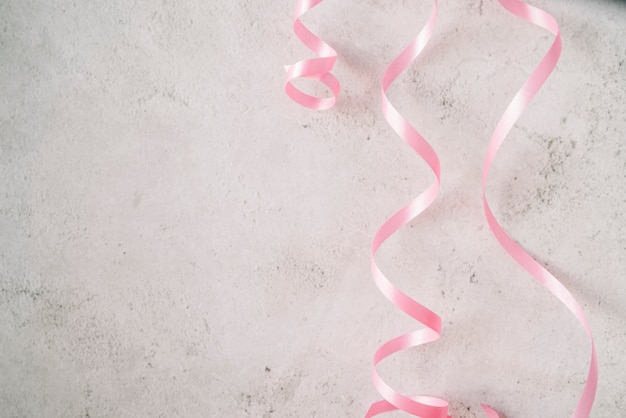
[1,0,624,417]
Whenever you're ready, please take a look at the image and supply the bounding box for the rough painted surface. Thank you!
[0,0,624,417]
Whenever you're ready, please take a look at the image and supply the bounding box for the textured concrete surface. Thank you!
[1,0,624,417]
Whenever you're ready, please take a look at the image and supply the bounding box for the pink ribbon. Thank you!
[284,0,597,416]
[481,1,598,417]
[365,2,461,417]
[284,0,340,110]
[364,1,499,417]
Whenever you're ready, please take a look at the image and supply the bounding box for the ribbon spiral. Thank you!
[284,0,340,110]
[364,2,491,417]
[482,1,598,416]
[283,0,597,416]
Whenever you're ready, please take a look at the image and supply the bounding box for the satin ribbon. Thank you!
[284,0,340,110]
[284,0,597,416]
[368,0,597,416]
[365,1,494,417]
[482,1,598,417]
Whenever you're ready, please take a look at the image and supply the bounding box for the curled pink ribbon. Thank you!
[482,0,598,416]
[365,2,483,417]
[283,0,597,416]
[367,0,596,416]
[284,0,340,110]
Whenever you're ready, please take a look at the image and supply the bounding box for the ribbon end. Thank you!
[480,404,499,418]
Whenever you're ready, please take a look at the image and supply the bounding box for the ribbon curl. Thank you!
[482,1,598,416]
[282,0,597,416]
[365,2,497,417]
[284,0,340,110]
[367,0,596,416]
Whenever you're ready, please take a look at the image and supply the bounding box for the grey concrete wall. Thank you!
[1,0,624,417]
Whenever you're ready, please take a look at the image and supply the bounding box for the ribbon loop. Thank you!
[284,0,340,110]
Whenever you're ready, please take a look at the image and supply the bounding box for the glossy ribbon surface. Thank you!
[283,0,597,416]
[364,2,483,417]
[482,1,598,416]
[284,0,340,110]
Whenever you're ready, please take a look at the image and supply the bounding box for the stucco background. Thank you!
[1,0,624,417]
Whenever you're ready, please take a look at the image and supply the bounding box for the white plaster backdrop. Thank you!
[1,0,624,417]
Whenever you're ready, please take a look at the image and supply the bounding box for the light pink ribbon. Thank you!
[284,0,597,416]
[365,1,495,417]
[482,1,598,416]
[284,0,340,110]
[367,0,597,416]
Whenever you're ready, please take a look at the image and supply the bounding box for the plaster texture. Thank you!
[1,0,625,417]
